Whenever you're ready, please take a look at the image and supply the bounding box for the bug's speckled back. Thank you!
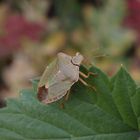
[38,52,84,104]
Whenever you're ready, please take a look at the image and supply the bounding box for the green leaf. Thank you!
[0,66,139,140]
[131,87,140,131]
[88,66,121,119]
[131,88,140,117]
[112,66,138,129]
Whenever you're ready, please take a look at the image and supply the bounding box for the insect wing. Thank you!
[38,59,59,88]
[42,79,73,104]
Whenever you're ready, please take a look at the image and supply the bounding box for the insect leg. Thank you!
[79,78,96,91]
[64,90,70,101]
[60,90,71,109]
[80,71,97,79]
[60,103,65,109]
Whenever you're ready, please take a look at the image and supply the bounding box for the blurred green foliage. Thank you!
[0,0,140,98]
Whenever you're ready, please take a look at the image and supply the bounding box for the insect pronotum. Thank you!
[37,52,96,104]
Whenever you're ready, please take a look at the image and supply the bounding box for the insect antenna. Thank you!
[93,54,109,58]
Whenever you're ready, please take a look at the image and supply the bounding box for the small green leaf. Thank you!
[112,67,138,129]
[88,66,121,119]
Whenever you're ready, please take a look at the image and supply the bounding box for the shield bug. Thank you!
[37,52,96,104]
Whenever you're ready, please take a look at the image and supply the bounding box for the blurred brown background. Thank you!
[0,0,140,107]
